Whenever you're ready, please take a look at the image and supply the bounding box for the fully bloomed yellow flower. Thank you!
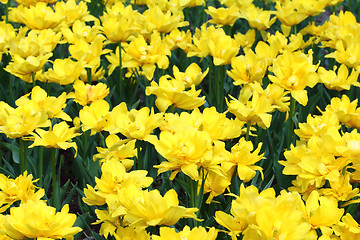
[160,107,244,141]
[206,4,240,26]
[152,226,218,240]
[318,64,360,91]
[15,86,71,121]
[141,6,188,34]
[113,226,150,240]
[0,101,50,139]
[5,53,52,77]
[4,200,82,240]
[226,85,274,129]
[275,0,309,26]
[123,32,171,80]
[54,0,94,27]
[145,76,205,112]
[93,135,137,170]
[10,2,64,30]
[61,20,103,44]
[114,185,199,227]
[29,121,81,156]
[101,2,141,43]
[301,190,344,234]
[83,159,153,206]
[268,50,319,106]
[227,49,268,86]
[109,103,163,141]
[172,63,209,88]
[239,4,276,30]
[0,171,44,213]
[152,129,223,180]
[79,100,111,135]
[164,29,192,51]
[0,22,15,58]
[68,80,110,106]
[44,58,84,85]
[333,214,360,239]
[222,138,264,182]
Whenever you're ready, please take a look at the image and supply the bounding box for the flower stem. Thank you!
[38,147,43,186]
[246,121,251,141]
[287,96,296,149]
[118,42,124,100]
[86,68,92,85]
[51,148,59,210]
[19,139,27,173]
[31,72,36,88]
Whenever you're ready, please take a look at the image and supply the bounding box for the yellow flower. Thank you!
[15,86,71,121]
[202,168,231,204]
[268,50,319,106]
[141,6,188,34]
[222,138,264,182]
[113,226,150,240]
[0,101,50,139]
[0,171,44,213]
[44,58,84,85]
[54,0,94,27]
[79,100,111,135]
[83,158,153,206]
[206,4,240,26]
[4,200,82,240]
[160,107,244,141]
[301,190,344,231]
[110,103,163,141]
[123,32,171,80]
[10,2,64,30]
[68,80,110,106]
[323,95,360,129]
[115,185,199,227]
[93,135,136,170]
[164,29,192,51]
[101,2,141,43]
[333,213,360,239]
[319,64,360,91]
[172,63,209,88]
[5,53,52,77]
[226,85,274,129]
[145,76,206,112]
[61,20,103,44]
[227,49,267,86]
[233,29,256,50]
[0,22,15,57]
[152,226,218,240]
[152,129,223,181]
[208,30,239,65]
[29,121,80,156]
[69,36,109,69]
[239,4,276,30]
[275,0,309,26]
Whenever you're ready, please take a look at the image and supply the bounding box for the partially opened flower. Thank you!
[172,63,209,88]
[79,100,111,135]
[206,4,240,26]
[44,58,84,85]
[29,121,81,156]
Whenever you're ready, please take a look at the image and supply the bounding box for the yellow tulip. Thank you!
[29,121,80,156]
[67,80,110,106]
[4,200,82,240]
[115,185,199,227]
[206,4,240,26]
[153,226,218,240]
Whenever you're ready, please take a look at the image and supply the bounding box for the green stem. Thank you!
[5,1,9,23]
[86,68,92,85]
[19,139,27,173]
[51,148,59,210]
[187,176,198,227]
[287,96,296,149]
[118,42,124,100]
[38,147,43,186]
[246,121,251,141]
[136,140,141,170]
[31,72,36,88]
